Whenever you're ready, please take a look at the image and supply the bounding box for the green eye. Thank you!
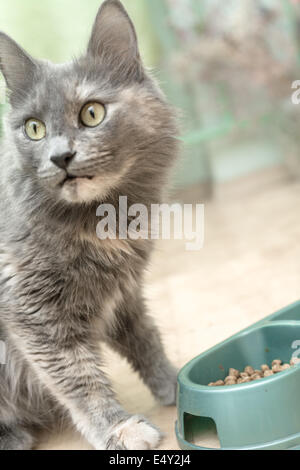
[80,102,105,128]
[25,119,46,141]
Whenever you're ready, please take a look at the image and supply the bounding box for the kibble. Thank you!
[225,378,237,386]
[207,358,295,387]
[264,370,274,377]
[240,377,251,383]
[229,368,240,378]
[240,372,249,379]
[244,366,255,376]
[214,380,224,386]
[225,375,237,383]
[251,373,262,381]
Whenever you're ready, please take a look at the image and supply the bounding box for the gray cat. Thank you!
[0,0,179,450]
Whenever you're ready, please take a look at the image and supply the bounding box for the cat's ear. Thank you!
[87,0,143,81]
[0,32,37,98]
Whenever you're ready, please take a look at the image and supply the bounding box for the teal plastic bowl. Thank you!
[176,300,300,450]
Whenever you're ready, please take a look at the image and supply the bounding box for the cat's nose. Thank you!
[50,152,76,170]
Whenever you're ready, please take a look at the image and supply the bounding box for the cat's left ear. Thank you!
[87,0,144,81]
[0,32,37,100]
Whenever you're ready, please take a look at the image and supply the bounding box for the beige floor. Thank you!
[37,165,300,450]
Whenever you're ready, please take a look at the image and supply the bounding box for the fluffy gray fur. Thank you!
[0,0,179,450]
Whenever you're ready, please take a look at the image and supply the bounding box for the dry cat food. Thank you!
[208,358,300,387]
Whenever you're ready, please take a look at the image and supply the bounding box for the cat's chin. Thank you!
[59,174,117,204]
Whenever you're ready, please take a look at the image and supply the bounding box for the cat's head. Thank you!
[0,0,177,206]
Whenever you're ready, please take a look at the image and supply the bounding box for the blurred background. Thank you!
[1,0,300,198]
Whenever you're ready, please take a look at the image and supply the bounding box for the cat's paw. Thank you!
[153,367,178,406]
[105,415,162,450]
[156,379,177,406]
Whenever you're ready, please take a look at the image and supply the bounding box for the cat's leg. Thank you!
[0,344,36,450]
[105,294,178,406]
[6,323,162,450]
[0,424,34,450]
[0,375,35,450]
[0,338,62,450]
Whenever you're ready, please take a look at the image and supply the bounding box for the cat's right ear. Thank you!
[87,0,144,82]
[0,32,37,101]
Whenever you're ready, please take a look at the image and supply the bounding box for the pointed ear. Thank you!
[0,32,37,101]
[87,0,143,81]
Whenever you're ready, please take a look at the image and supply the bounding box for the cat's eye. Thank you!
[80,102,105,128]
[24,119,46,141]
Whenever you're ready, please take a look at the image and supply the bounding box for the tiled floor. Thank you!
[37,166,300,450]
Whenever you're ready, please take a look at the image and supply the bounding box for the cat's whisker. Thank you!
[68,159,114,174]
[39,174,64,180]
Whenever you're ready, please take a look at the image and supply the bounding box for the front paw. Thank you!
[153,367,178,406]
[105,415,162,450]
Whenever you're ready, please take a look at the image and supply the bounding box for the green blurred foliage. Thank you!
[0,0,160,65]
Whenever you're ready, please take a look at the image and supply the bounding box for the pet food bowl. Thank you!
[176,300,300,450]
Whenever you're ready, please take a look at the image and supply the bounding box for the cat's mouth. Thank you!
[61,173,94,186]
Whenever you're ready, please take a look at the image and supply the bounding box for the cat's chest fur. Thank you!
[0,229,147,330]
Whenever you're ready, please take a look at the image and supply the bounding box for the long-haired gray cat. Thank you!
[0,0,179,450]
